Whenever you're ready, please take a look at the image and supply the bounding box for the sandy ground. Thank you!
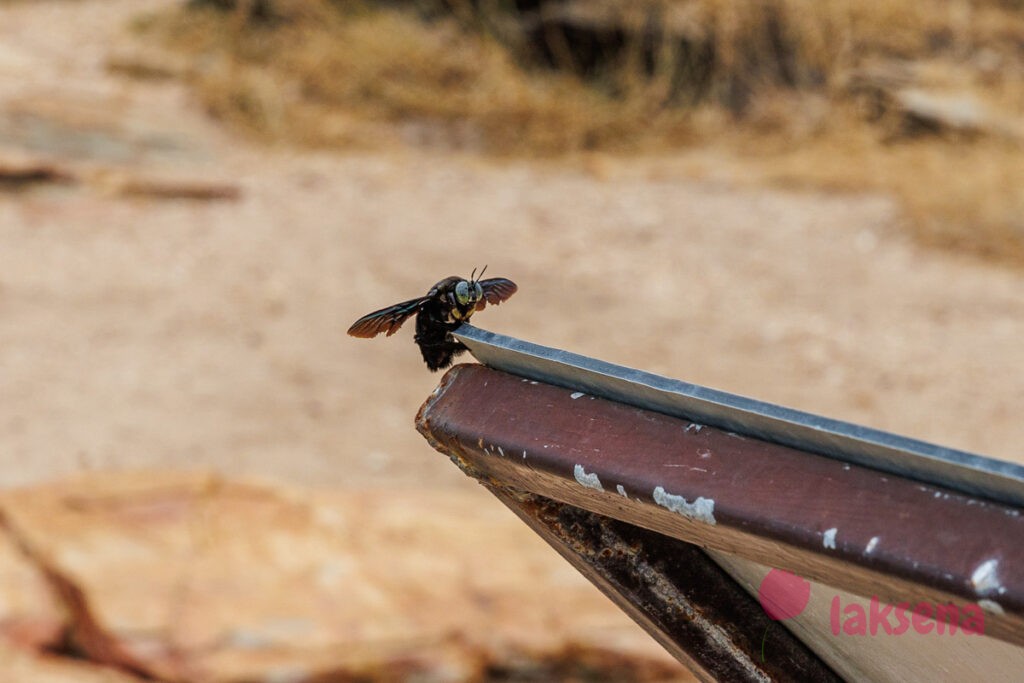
[1,0,1023,496]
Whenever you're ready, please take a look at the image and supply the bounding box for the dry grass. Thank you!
[153,5,695,154]
[145,0,1024,265]
[743,123,1024,263]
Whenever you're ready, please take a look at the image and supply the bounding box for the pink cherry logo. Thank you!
[758,569,811,621]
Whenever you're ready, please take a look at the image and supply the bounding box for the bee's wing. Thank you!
[347,296,428,338]
[475,278,518,311]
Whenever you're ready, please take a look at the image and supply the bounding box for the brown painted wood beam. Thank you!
[416,364,1024,650]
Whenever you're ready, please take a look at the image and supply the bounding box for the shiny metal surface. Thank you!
[455,324,1024,508]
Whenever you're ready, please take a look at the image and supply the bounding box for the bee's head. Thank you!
[454,279,483,307]
[454,265,486,307]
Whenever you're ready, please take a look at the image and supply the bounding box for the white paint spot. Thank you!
[497,446,504,457]
[972,559,1002,595]
[570,391,585,399]
[979,599,1005,615]
[842,464,851,471]
[685,423,703,433]
[865,536,879,554]
[574,464,603,491]
[823,528,838,549]
[616,484,628,497]
[522,450,527,459]
[697,448,712,459]
[652,486,716,525]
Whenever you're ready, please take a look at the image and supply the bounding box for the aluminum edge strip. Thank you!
[454,324,1024,508]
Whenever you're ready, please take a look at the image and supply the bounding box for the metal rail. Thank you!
[454,324,1024,508]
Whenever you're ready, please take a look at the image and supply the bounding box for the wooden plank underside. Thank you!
[488,488,841,682]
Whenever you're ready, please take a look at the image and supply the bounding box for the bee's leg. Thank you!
[419,338,468,371]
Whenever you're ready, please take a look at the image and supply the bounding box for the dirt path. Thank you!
[1,0,1022,493]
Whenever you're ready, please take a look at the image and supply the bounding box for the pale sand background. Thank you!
[2,0,1022,494]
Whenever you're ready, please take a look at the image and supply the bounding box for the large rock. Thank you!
[0,642,143,683]
[0,472,690,682]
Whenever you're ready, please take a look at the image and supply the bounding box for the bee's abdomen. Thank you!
[413,305,468,371]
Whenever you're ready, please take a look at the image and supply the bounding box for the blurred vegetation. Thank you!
[147,0,1024,265]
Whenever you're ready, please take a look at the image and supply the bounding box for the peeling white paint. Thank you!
[865,536,879,554]
[616,484,628,497]
[979,599,1005,615]
[685,423,703,433]
[697,448,712,459]
[570,391,585,399]
[971,558,1002,595]
[497,446,504,457]
[652,486,716,525]
[823,528,838,549]
[574,464,603,491]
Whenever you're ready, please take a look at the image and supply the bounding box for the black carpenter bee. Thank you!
[347,267,517,371]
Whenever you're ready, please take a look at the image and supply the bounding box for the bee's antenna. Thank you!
[477,264,488,282]
[470,266,477,282]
